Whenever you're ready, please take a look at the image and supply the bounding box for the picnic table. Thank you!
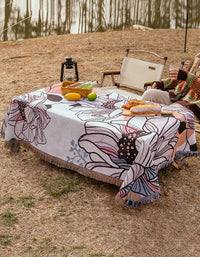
[1,84,198,208]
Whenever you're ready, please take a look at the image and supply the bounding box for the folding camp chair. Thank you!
[99,49,168,96]
[181,52,200,76]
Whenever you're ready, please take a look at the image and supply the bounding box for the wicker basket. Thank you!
[61,81,93,98]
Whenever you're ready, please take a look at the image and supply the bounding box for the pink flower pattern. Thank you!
[5,92,50,145]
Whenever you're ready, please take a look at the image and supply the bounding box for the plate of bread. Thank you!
[121,99,172,117]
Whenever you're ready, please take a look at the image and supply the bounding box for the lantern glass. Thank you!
[64,67,76,81]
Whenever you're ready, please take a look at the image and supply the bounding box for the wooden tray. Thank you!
[122,109,172,117]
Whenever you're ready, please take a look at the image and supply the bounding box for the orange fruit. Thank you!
[64,93,81,101]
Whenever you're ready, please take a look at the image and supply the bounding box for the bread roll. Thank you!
[122,99,147,109]
[130,104,161,114]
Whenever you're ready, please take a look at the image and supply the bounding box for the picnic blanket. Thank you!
[1,84,198,208]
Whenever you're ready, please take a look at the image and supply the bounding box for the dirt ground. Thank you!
[0,29,200,257]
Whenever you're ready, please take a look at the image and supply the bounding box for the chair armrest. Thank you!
[144,81,153,90]
[100,70,121,87]
[101,70,120,75]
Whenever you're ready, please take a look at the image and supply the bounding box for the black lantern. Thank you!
[60,56,79,82]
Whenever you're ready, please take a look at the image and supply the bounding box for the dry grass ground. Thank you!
[0,29,200,257]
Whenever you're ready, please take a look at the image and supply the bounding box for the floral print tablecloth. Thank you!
[1,84,198,208]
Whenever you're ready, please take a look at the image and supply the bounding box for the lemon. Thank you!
[87,92,97,101]
[64,93,81,101]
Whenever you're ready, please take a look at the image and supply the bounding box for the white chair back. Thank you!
[118,56,165,92]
